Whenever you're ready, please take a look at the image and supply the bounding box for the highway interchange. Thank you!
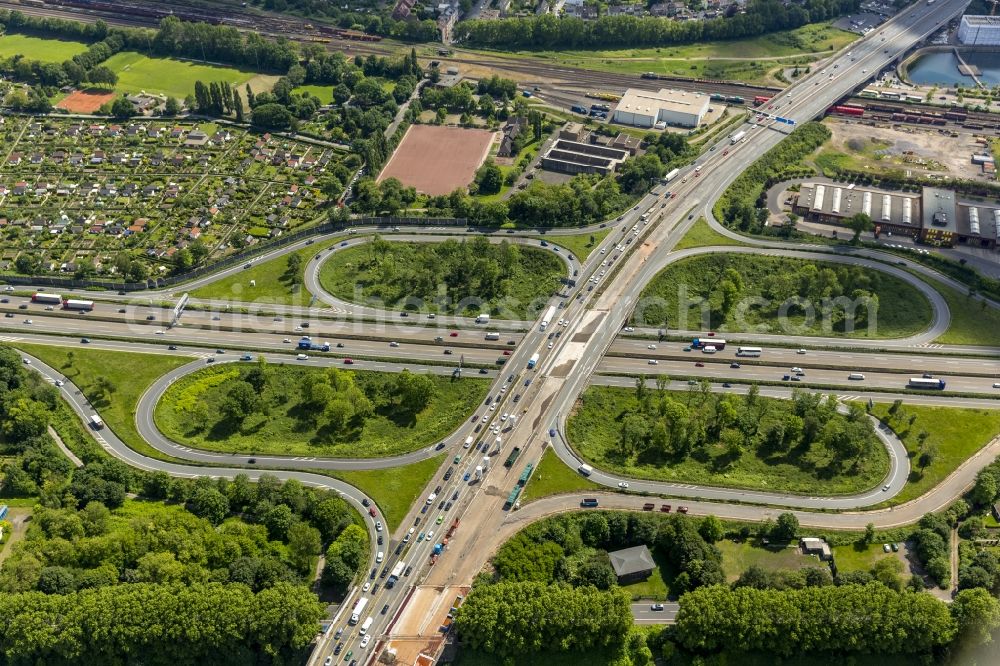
[1,0,991,662]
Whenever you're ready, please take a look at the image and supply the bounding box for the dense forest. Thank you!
[0,346,346,662]
[455,0,862,49]
[638,252,932,337]
[319,236,565,314]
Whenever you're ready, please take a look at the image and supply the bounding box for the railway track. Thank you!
[5,0,999,134]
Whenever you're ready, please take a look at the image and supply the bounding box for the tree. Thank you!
[2,398,50,442]
[286,522,322,575]
[845,212,874,243]
[394,370,436,414]
[251,103,294,130]
[222,380,260,422]
[164,96,182,116]
[474,161,504,195]
[772,513,799,542]
[187,487,230,525]
[263,504,294,541]
[863,522,876,545]
[952,587,1000,645]
[972,472,998,506]
[698,515,724,544]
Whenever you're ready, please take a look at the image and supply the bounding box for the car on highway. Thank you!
[436,515,444,524]
[647,344,656,349]
[381,604,389,615]
[343,359,354,364]
[618,481,630,490]
[331,647,341,659]
[362,582,371,592]
[677,506,689,513]
[375,521,383,532]
[80,338,90,344]
[296,354,309,360]
[427,493,437,504]
[730,362,741,369]
[648,359,658,365]
[360,636,371,649]
[449,331,458,337]
[695,362,704,367]
[722,382,732,388]
[651,603,665,611]
[389,341,399,347]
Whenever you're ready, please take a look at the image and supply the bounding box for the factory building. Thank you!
[611,88,710,129]
[958,15,1000,46]
[792,182,1000,249]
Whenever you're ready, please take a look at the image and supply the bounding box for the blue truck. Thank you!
[571,105,587,114]
[297,337,330,352]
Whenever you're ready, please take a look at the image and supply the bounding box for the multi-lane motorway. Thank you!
[2,1,986,662]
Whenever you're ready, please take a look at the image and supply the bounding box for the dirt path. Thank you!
[0,507,31,567]
[950,526,959,597]
[49,425,83,468]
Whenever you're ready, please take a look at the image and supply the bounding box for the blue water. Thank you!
[907,50,1000,86]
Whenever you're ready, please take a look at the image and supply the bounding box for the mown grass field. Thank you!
[531,228,612,261]
[831,542,899,573]
[291,84,334,101]
[930,277,1000,346]
[329,455,444,531]
[866,401,1000,505]
[640,253,933,339]
[155,364,489,458]
[0,34,88,62]
[14,343,190,461]
[103,51,257,99]
[190,238,338,305]
[567,386,890,496]
[672,218,747,251]
[717,539,819,580]
[519,447,600,503]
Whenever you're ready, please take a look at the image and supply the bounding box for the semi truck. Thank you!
[527,353,540,369]
[504,446,522,468]
[349,597,369,624]
[297,337,330,352]
[540,305,556,330]
[730,130,746,144]
[31,293,62,305]
[662,168,680,183]
[63,299,95,311]
[386,560,406,588]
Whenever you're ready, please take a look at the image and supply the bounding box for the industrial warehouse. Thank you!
[792,182,1000,249]
[611,88,710,129]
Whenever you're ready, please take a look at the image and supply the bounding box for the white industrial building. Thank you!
[612,88,710,129]
[958,15,1000,46]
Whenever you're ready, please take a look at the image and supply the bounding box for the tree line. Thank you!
[716,121,831,235]
[454,0,861,49]
[675,583,1000,659]
[0,581,321,665]
[455,582,632,656]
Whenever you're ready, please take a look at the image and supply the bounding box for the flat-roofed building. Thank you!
[792,182,922,238]
[959,15,1000,46]
[920,186,958,247]
[612,88,710,129]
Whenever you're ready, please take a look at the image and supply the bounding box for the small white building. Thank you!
[612,88,710,129]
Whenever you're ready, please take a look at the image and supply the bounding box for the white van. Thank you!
[376,551,384,563]
[578,464,594,476]
[360,616,374,635]
[702,345,717,354]
[848,373,866,381]
[464,436,474,448]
